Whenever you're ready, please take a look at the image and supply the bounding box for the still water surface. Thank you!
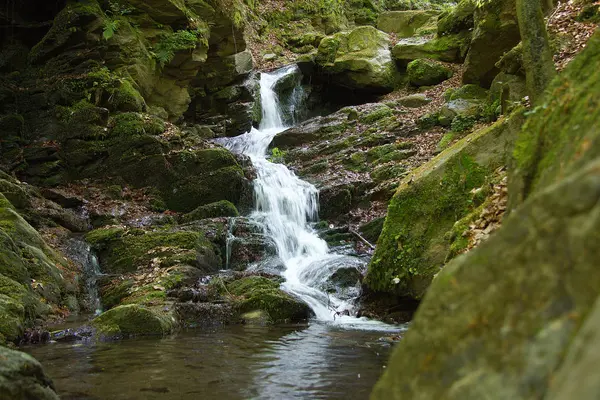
[26,323,401,400]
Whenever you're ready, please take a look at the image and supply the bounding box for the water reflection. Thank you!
[25,323,403,400]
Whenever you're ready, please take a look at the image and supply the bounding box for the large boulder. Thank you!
[462,0,521,87]
[377,10,439,37]
[392,33,471,64]
[226,276,312,323]
[371,29,600,400]
[315,26,399,93]
[366,116,521,300]
[86,225,221,274]
[0,346,59,400]
[372,156,600,399]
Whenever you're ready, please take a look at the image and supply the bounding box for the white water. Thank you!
[218,66,394,330]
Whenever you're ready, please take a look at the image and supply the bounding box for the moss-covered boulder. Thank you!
[377,10,439,37]
[0,193,71,343]
[371,29,600,400]
[511,29,600,209]
[86,226,220,274]
[371,156,600,399]
[315,26,399,93]
[407,59,452,87]
[0,346,59,400]
[437,0,476,35]
[91,304,174,337]
[227,276,312,323]
[181,200,239,223]
[392,33,471,64]
[462,0,521,87]
[366,116,520,299]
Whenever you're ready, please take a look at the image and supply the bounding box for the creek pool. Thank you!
[25,322,403,400]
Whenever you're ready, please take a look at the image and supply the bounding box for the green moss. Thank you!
[86,227,209,273]
[371,164,407,183]
[407,59,453,87]
[110,80,145,112]
[227,276,310,323]
[91,304,173,337]
[451,115,477,132]
[437,132,455,152]
[100,279,134,310]
[111,113,164,136]
[512,30,600,205]
[449,84,489,101]
[181,200,239,223]
[359,106,394,124]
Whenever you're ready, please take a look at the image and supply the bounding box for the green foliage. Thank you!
[102,19,119,40]
[269,147,287,163]
[153,28,209,67]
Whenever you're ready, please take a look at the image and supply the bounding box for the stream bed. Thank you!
[25,323,402,400]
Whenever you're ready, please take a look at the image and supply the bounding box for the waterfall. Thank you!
[66,238,103,316]
[218,66,383,327]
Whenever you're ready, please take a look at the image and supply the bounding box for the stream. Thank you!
[26,323,400,400]
[24,65,404,399]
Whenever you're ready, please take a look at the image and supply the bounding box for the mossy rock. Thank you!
[511,29,600,209]
[86,226,220,274]
[315,26,399,93]
[449,84,489,101]
[437,0,476,35]
[393,33,471,64]
[227,276,312,323]
[91,304,174,337]
[181,200,239,223]
[407,59,452,87]
[377,10,439,38]
[366,116,520,299]
[462,0,520,87]
[359,105,394,124]
[0,346,59,400]
[372,156,600,399]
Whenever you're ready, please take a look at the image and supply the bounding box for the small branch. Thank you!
[350,229,375,250]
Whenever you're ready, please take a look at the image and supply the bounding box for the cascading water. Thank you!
[218,66,388,328]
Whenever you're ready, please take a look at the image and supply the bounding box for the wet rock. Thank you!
[174,302,236,328]
[319,185,352,221]
[166,285,215,303]
[226,218,279,271]
[50,325,95,343]
[0,346,59,400]
[226,276,312,323]
[271,110,349,150]
[40,188,85,209]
